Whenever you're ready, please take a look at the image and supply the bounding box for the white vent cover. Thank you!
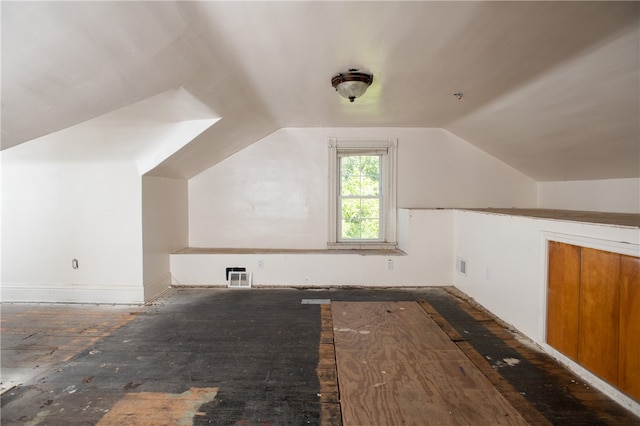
[456,257,467,275]
[228,271,252,288]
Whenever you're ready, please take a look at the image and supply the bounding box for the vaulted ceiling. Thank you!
[2,1,638,181]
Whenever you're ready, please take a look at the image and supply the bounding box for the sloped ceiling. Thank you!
[2,1,638,181]
[3,88,220,175]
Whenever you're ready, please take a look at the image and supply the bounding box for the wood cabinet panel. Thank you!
[548,242,640,402]
[547,241,580,360]
[578,247,620,385]
[619,255,640,401]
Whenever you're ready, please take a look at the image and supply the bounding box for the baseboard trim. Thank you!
[143,272,172,303]
[0,283,144,304]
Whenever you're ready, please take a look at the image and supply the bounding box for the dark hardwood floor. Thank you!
[2,287,639,425]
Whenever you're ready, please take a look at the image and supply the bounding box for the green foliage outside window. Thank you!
[340,155,381,239]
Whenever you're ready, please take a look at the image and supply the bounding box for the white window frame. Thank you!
[328,138,397,249]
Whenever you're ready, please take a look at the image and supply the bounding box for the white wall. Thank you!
[0,87,221,304]
[453,210,639,341]
[397,129,536,208]
[171,209,453,287]
[142,176,188,301]
[453,210,640,414]
[189,127,327,249]
[397,209,453,285]
[188,127,536,248]
[1,158,144,303]
[538,178,640,213]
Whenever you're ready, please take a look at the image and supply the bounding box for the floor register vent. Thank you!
[226,267,252,288]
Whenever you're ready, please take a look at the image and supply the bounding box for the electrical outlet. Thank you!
[386,259,393,270]
[258,259,264,269]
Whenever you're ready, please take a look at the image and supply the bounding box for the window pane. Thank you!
[341,198,361,239]
[341,198,360,219]
[340,198,381,240]
[360,156,380,196]
[340,218,380,240]
[341,175,359,196]
[340,155,380,197]
[341,219,361,239]
[360,199,380,220]
[338,153,383,241]
[360,219,380,239]
[340,157,358,196]
[361,154,379,176]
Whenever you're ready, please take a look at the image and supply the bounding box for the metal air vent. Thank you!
[456,257,467,276]
[228,271,252,288]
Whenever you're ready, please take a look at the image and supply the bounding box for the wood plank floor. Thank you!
[2,287,639,425]
[0,304,141,394]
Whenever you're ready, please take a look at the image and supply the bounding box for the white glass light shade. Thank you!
[331,71,373,102]
[336,81,370,102]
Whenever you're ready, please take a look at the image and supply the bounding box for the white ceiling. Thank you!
[2,1,638,181]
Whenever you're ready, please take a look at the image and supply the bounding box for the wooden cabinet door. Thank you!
[619,255,640,401]
[578,247,620,385]
[547,241,580,360]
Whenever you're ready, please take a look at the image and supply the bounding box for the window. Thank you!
[328,138,397,248]
[340,154,381,240]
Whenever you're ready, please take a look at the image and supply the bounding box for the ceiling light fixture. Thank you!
[331,69,373,102]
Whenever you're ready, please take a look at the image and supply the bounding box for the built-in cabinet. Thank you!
[620,254,640,401]
[547,241,639,402]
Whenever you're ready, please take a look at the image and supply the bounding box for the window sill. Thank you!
[327,242,398,250]
[174,247,405,256]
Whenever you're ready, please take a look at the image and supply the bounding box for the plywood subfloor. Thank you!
[332,301,527,425]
